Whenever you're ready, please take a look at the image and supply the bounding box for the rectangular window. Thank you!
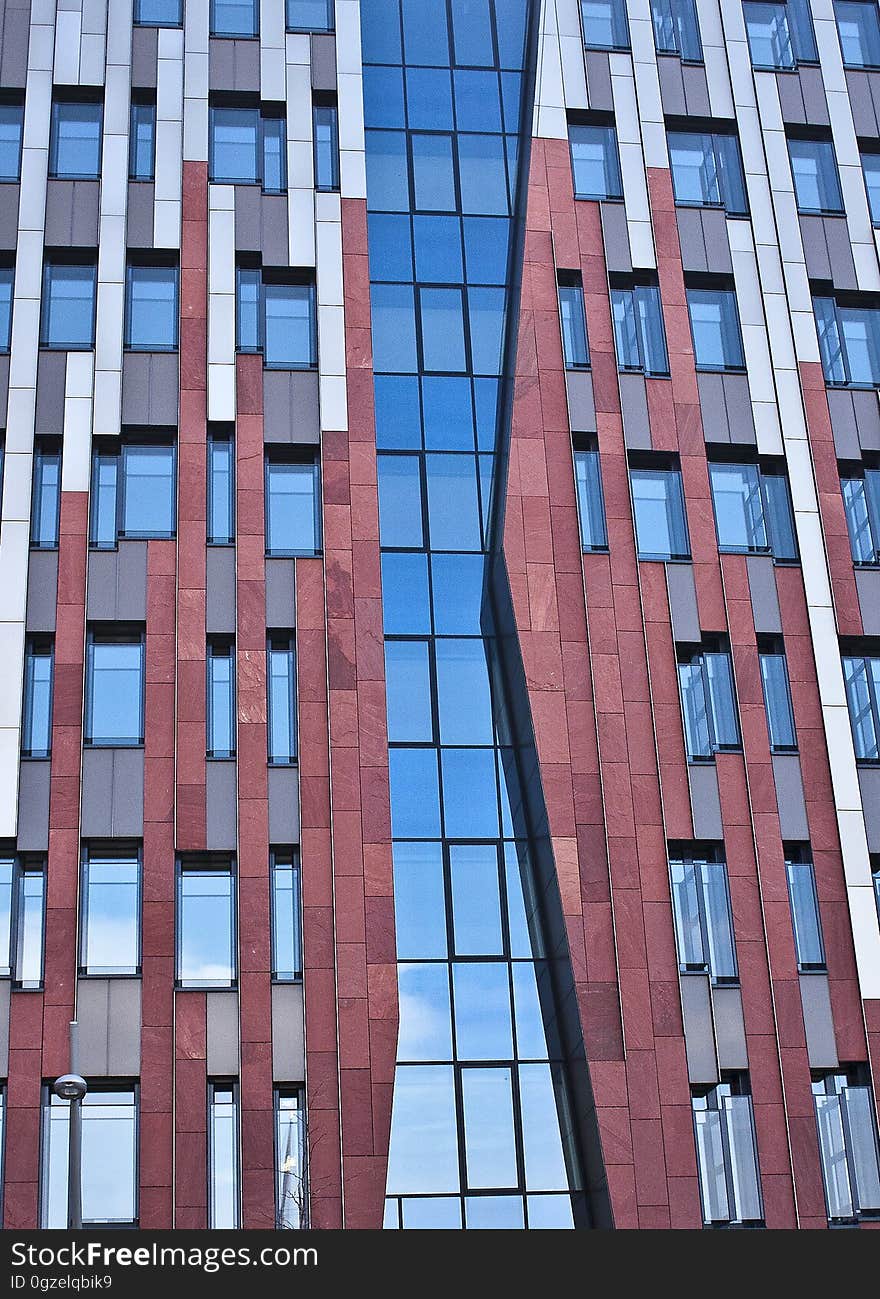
[134,0,183,25]
[788,137,844,214]
[693,1078,764,1227]
[581,0,630,49]
[22,639,53,759]
[90,439,176,546]
[668,131,748,215]
[785,851,825,971]
[0,856,45,988]
[208,429,235,545]
[814,296,880,388]
[236,269,317,368]
[0,101,23,181]
[743,0,818,67]
[842,463,880,564]
[275,1088,306,1228]
[813,1070,880,1222]
[207,641,236,760]
[669,848,738,981]
[266,455,321,556]
[89,450,118,549]
[271,850,302,981]
[843,652,880,761]
[687,286,745,371]
[611,282,670,376]
[0,263,13,352]
[708,460,798,559]
[30,443,61,548]
[862,152,880,225]
[85,630,145,747]
[49,99,102,180]
[41,261,97,349]
[574,443,608,551]
[630,460,691,560]
[268,635,296,764]
[211,0,258,37]
[208,1081,240,1229]
[209,105,286,192]
[678,642,741,759]
[758,643,797,752]
[557,274,589,369]
[569,121,623,200]
[80,846,141,976]
[286,0,333,31]
[835,0,880,68]
[124,262,179,351]
[652,0,702,60]
[313,100,339,192]
[41,1087,138,1228]
[176,859,236,988]
[129,99,156,180]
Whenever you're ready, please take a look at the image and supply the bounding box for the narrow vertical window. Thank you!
[209,1081,241,1229]
[573,442,608,551]
[89,450,119,550]
[0,101,24,181]
[669,847,738,982]
[842,652,880,761]
[207,641,236,759]
[313,99,339,192]
[0,263,13,352]
[692,1076,764,1227]
[841,464,880,565]
[785,850,825,971]
[271,850,302,981]
[611,282,669,376]
[129,99,156,180]
[262,113,286,194]
[678,642,741,759]
[758,642,797,751]
[813,1069,880,1222]
[80,847,141,976]
[0,856,45,988]
[267,635,297,764]
[275,1089,306,1228]
[208,429,235,544]
[177,859,236,988]
[22,639,53,759]
[557,274,589,369]
[30,444,61,548]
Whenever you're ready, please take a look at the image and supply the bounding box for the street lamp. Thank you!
[52,1022,87,1230]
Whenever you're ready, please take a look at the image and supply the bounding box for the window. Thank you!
[668,130,748,215]
[813,1069,880,1223]
[581,0,630,49]
[211,0,257,37]
[0,855,45,988]
[208,428,235,545]
[758,640,797,752]
[678,641,741,759]
[569,121,623,200]
[687,286,745,371]
[209,104,286,192]
[89,438,177,546]
[692,1077,764,1227]
[834,0,880,68]
[652,0,702,61]
[207,641,235,760]
[708,460,798,560]
[177,859,236,988]
[669,846,738,981]
[862,151,880,225]
[0,101,23,181]
[85,630,145,747]
[41,1086,138,1228]
[30,443,61,548]
[129,99,156,181]
[788,137,844,215]
[271,850,302,981]
[275,1088,306,1228]
[557,274,589,369]
[134,0,183,25]
[286,0,333,31]
[743,0,818,68]
[265,454,321,555]
[874,857,880,922]
[313,99,339,192]
[49,99,102,180]
[208,1081,240,1229]
[841,462,880,564]
[0,263,12,352]
[611,281,670,376]
[785,848,825,971]
[236,268,317,369]
[268,635,296,764]
[814,296,880,387]
[843,651,880,760]
[574,441,608,551]
[22,639,53,759]
[41,261,97,349]
[80,846,141,976]
[124,262,179,351]
[630,459,691,560]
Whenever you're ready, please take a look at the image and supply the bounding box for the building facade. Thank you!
[0,0,879,1231]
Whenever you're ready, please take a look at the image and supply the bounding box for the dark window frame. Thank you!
[40,258,98,351]
[207,1078,242,1229]
[274,1085,306,1229]
[568,116,625,201]
[285,0,334,33]
[692,1074,765,1227]
[573,437,609,552]
[48,95,103,182]
[610,278,670,377]
[0,98,24,183]
[208,101,287,193]
[267,633,297,765]
[21,636,54,761]
[264,450,322,557]
[207,426,236,546]
[129,97,157,181]
[313,95,340,193]
[175,855,238,990]
[629,453,692,561]
[667,126,749,216]
[580,0,631,52]
[0,852,46,989]
[124,259,180,352]
[210,0,259,38]
[206,638,236,760]
[78,842,143,978]
[236,266,318,369]
[84,627,146,748]
[270,847,302,982]
[0,261,13,353]
[133,0,184,28]
[39,1081,140,1229]
[557,272,590,370]
[677,638,743,760]
[787,132,845,216]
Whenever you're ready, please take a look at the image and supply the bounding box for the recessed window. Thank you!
[80,845,141,976]
[668,130,748,215]
[208,1081,241,1229]
[209,104,286,192]
[0,101,24,181]
[743,0,818,69]
[815,295,880,388]
[692,1076,764,1227]
[0,263,13,352]
[629,458,691,560]
[842,649,880,761]
[574,440,608,552]
[784,847,825,971]
[22,638,53,759]
[569,120,623,201]
[176,858,236,988]
[134,0,183,25]
[84,630,145,748]
[686,285,745,371]
[89,437,177,547]
[129,99,156,181]
[611,280,670,376]
[669,845,738,982]
[862,151,880,225]
[207,640,236,760]
[124,261,179,351]
[813,1068,880,1223]
[41,1086,138,1227]
[652,0,702,60]
[41,260,97,350]
[271,849,302,982]
[265,454,321,556]
[30,443,61,549]
[758,639,798,752]
[211,0,258,37]
[580,0,630,50]
[275,1088,306,1228]
[286,0,334,31]
[557,273,589,369]
[0,855,45,988]
[708,459,798,560]
[678,639,741,759]
[788,136,844,215]
[267,635,296,765]
[313,98,339,192]
[236,268,317,368]
[208,428,235,545]
[49,99,102,180]
[834,0,880,69]
[841,461,880,564]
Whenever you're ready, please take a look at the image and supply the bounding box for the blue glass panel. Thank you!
[401,1198,462,1227]
[468,286,506,374]
[392,841,448,959]
[474,378,500,449]
[527,1195,575,1228]
[435,639,494,744]
[412,134,457,211]
[449,844,502,956]
[360,0,402,62]
[406,68,454,129]
[494,0,528,66]
[374,375,422,449]
[519,1064,570,1191]
[378,454,424,547]
[401,0,450,65]
[454,70,502,132]
[381,552,431,633]
[413,215,463,283]
[365,130,410,212]
[458,134,509,214]
[501,72,522,130]
[466,1196,525,1227]
[420,287,467,371]
[368,214,412,281]
[371,283,418,371]
[426,454,482,550]
[422,377,474,450]
[463,217,510,285]
[386,1066,460,1195]
[430,554,486,634]
[451,0,495,66]
[385,640,433,742]
[461,1070,518,1189]
[362,66,406,128]
[390,748,441,838]
[512,963,550,1058]
[441,748,499,838]
[397,963,453,1060]
[452,963,513,1059]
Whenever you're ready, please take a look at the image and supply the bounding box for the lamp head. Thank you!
[53,1074,88,1102]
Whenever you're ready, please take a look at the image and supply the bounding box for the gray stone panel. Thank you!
[618,373,651,450]
[799,214,832,281]
[859,767,880,852]
[869,71,880,135]
[745,555,782,635]
[0,3,28,88]
[0,185,20,250]
[687,763,724,841]
[656,54,685,116]
[676,207,707,273]
[772,753,811,841]
[856,569,880,635]
[564,370,597,434]
[826,388,862,460]
[17,760,51,852]
[206,546,237,634]
[121,352,180,427]
[798,66,830,126]
[681,974,719,1085]
[44,181,74,246]
[261,194,289,267]
[311,34,337,91]
[682,63,711,118]
[131,25,159,88]
[126,183,156,250]
[81,749,115,838]
[853,388,880,452]
[207,990,240,1074]
[712,986,749,1070]
[263,369,321,443]
[77,978,142,1076]
[722,372,756,445]
[697,370,729,442]
[800,974,839,1070]
[599,201,631,273]
[206,760,238,850]
[776,70,806,126]
[35,350,67,434]
[701,208,732,275]
[666,561,701,643]
[584,51,614,112]
[71,181,100,247]
[272,982,305,1081]
[87,543,148,622]
[81,748,145,838]
[27,550,58,634]
[268,766,300,845]
[209,38,261,92]
[824,216,857,291]
[234,185,262,253]
[846,69,878,135]
[265,558,296,628]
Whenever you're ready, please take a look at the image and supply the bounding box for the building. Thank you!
[0,0,879,1232]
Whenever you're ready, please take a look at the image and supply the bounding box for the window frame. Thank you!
[692,1076,765,1227]
[573,441,609,552]
[210,0,259,38]
[207,427,236,546]
[175,857,237,990]
[580,0,631,51]
[124,260,180,352]
[209,103,287,193]
[30,441,62,549]
[270,848,303,982]
[814,294,880,389]
[629,459,692,561]
[677,642,742,760]
[0,262,13,353]
[265,452,322,557]
[568,119,624,201]
[236,268,318,369]
[22,636,54,761]
[787,134,845,216]
[39,1082,140,1228]
[708,458,798,561]
[669,847,739,984]
[285,0,334,33]
[0,99,24,183]
[208,1079,242,1229]
[133,0,183,27]
[834,0,880,70]
[686,284,746,373]
[651,0,703,62]
[79,843,143,978]
[128,97,157,182]
[206,639,237,761]
[557,274,590,370]
[267,633,297,765]
[48,97,103,181]
[313,98,340,193]
[743,0,819,69]
[84,628,146,749]
[667,129,749,216]
[812,1069,880,1223]
[0,853,46,990]
[40,259,98,351]
[275,1086,307,1228]
[758,645,798,753]
[841,462,880,565]
[842,651,880,762]
[610,281,670,377]
[785,853,826,973]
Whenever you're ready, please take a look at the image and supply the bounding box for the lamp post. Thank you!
[52,1021,87,1231]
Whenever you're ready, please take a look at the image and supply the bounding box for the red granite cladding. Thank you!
[175,992,208,1228]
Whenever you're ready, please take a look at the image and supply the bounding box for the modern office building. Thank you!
[0,0,879,1232]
